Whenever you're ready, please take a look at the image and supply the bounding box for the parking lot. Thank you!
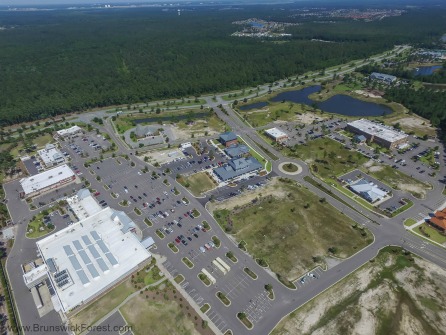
[59,131,111,160]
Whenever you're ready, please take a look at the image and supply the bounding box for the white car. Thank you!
[199,246,206,253]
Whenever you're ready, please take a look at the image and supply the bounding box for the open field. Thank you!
[286,138,368,180]
[272,247,446,335]
[69,262,159,331]
[113,109,216,134]
[212,178,372,280]
[239,102,309,127]
[178,172,216,196]
[363,164,432,199]
[120,295,200,335]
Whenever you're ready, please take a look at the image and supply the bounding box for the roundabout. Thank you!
[278,162,302,175]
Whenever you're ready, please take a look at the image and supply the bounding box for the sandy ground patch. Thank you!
[295,112,327,124]
[354,90,383,99]
[368,165,384,172]
[388,116,437,137]
[397,183,427,198]
[141,148,186,165]
[208,178,286,213]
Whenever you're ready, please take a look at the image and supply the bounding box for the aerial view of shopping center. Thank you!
[1,1,446,335]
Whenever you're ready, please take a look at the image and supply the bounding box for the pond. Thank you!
[133,111,211,124]
[241,85,392,117]
[412,65,442,76]
[238,102,269,111]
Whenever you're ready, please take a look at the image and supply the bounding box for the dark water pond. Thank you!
[241,85,392,117]
[413,65,442,76]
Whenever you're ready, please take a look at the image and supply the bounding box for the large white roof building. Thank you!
[19,164,76,198]
[37,144,65,167]
[346,119,408,149]
[56,125,82,138]
[264,127,288,142]
[36,207,151,313]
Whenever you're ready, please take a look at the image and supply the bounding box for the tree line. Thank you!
[0,5,445,126]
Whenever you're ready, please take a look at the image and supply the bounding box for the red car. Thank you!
[183,213,188,217]
[94,192,100,196]
[175,238,181,244]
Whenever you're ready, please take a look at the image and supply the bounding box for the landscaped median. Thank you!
[216,291,231,306]
[198,272,211,286]
[182,257,194,269]
[244,267,258,280]
[226,251,238,263]
[237,312,253,329]
[168,242,178,253]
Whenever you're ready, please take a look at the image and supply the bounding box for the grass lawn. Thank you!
[416,224,446,244]
[70,263,157,331]
[200,304,210,313]
[215,179,372,280]
[120,295,199,335]
[282,163,299,172]
[285,137,368,180]
[404,218,418,227]
[26,213,55,239]
[245,103,308,127]
[363,165,431,199]
[179,172,216,196]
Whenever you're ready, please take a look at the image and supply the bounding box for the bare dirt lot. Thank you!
[272,247,446,335]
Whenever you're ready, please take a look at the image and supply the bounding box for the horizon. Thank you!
[0,0,441,7]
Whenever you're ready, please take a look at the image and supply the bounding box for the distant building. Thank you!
[370,72,397,84]
[56,126,82,138]
[135,124,157,139]
[428,209,446,232]
[37,144,65,167]
[213,157,262,181]
[348,179,388,203]
[219,132,238,147]
[346,119,408,149]
[225,144,250,158]
[19,164,76,198]
[264,128,288,143]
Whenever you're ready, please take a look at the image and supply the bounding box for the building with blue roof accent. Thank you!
[213,157,262,181]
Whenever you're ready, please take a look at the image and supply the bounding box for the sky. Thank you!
[0,0,153,5]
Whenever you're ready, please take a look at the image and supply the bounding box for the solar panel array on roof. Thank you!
[96,239,119,266]
[88,245,100,259]
[73,240,83,251]
[63,246,74,256]
[79,250,91,265]
[45,278,55,296]
[105,252,118,266]
[47,258,57,274]
[77,270,90,285]
[82,235,92,246]
[96,258,109,272]
[87,264,100,278]
[96,239,109,254]
[68,254,82,271]
[90,230,101,241]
